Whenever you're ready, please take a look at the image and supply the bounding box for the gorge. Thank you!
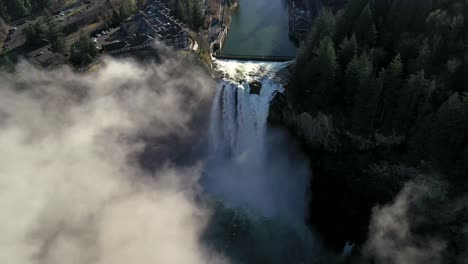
[0,0,466,263]
[207,0,467,262]
[201,60,317,263]
[202,0,362,261]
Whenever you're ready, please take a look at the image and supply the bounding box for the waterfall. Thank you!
[201,60,317,263]
[209,78,283,161]
[203,60,308,224]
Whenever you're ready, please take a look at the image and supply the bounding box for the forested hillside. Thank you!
[270,0,467,253]
[289,0,466,177]
[293,0,465,112]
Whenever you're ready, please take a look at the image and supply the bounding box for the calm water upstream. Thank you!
[219,0,298,57]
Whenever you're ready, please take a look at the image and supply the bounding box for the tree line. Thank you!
[165,0,204,29]
[23,11,64,52]
[290,0,466,177]
[0,0,65,21]
[292,0,465,133]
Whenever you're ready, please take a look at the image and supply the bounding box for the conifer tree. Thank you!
[338,34,357,70]
[394,71,434,134]
[355,4,376,47]
[378,54,403,131]
[345,52,372,109]
[191,0,203,29]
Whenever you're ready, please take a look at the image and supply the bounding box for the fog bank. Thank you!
[0,57,226,264]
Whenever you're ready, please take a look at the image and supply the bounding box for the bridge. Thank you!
[214,54,295,62]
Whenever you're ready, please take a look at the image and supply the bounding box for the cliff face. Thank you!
[269,79,468,251]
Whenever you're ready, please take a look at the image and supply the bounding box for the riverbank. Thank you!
[205,0,238,56]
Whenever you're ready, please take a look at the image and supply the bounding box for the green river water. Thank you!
[219,0,298,57]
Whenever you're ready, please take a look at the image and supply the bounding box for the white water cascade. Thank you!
[209,78,283,161]
[200,60,319,263]
[203,60,309,225]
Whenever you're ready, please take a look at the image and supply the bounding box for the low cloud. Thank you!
[0,57,226,264]
[364,178,468,264]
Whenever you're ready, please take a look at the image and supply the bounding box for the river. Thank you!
[219,0,298,58]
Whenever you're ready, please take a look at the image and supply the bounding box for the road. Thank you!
[3,16,40,50]
[3,0,93,52]
[29,26,119,64]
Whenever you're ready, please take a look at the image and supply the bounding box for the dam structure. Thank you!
[214,54,295,62]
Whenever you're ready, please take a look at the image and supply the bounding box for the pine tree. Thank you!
[334,0,368,42]
[415,38,431,72]
[338,34,357,70]
[174,0,186,22]
[191,0,203,29]
[316,36,337,85]
[184,0,190,23]
[116,0,136,20]
[394,71,434,135]
[70,32,97,67]
[307,8,336,52]
[0,1,10,22]
[311,36,338,108]
[46,17,64,53]
[293,10,336,105]
[378,54,403,132]
[369,47,388,73]
[8,0,31,18]
[37,0,53,10]
[355,4,376,47]
[345,52,372,109]
[24,21,47,46]
[49,33,64,53]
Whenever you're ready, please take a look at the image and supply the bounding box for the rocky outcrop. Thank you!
[249,80,262,94]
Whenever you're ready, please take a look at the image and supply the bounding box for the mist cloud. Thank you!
[364,178,468,264]
[0,57,226,264]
